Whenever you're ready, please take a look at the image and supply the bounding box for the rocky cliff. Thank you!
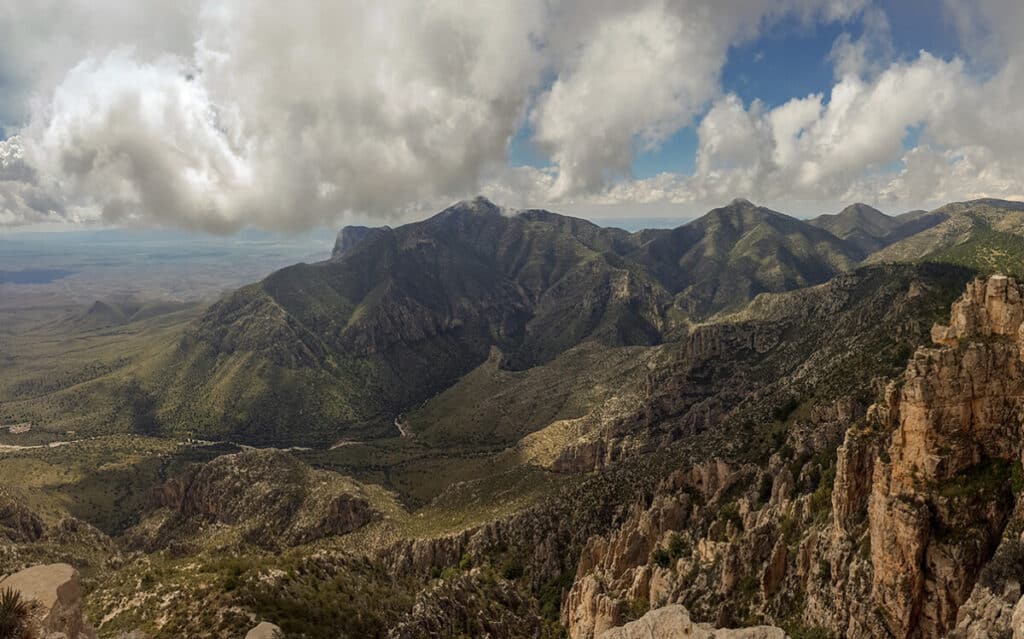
[555,275,1024,639]
[869,275,1024,637]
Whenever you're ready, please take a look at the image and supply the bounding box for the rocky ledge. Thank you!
[0,563,97,639]
[597,604,785,639]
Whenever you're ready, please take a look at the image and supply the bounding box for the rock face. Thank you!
[331,224,391,259]
[245,621,283,638]
[950,581,1023,638]
[0,563,97,639]
[869,275,1024,638]
[553,274,1024,639]
[597,605,786,639]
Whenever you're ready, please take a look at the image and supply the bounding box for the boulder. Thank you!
[596,604,786,639]
[245,621,283,638]
[0,563,96,639]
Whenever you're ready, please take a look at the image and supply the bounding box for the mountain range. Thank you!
[134,195,986,446]
[4,196,1024,638]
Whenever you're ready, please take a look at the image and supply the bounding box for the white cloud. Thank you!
[0,0,1021,229]
[531,2,721,198]
[2,0,551,230]
[588,1,1024,216]
[828,5,894,78]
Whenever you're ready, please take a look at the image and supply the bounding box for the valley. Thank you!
[3,197,1024,637]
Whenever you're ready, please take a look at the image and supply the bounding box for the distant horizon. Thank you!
[4,194,1023,238]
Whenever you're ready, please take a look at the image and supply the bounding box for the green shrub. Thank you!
[1011,461,1024,495]
[773,397,802,422]
[667,533,686,560]
[440,566,459,580]
[719,503,744,533]
[783,620,834,639]
[650,547,671,569]
[0,588,32,639]
[938,458,1016,499]
[501,558,524,581]
[625,597,648,621]
[538,572,573,621]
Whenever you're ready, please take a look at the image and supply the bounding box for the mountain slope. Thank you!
[131,197,935,445]
[865,198,1024,267]
[146,197,669,444]
[633,198,862,317]
[809,203,901,254]
[808,202,948,254]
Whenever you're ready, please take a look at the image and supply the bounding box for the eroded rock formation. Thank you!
[557,276,1024,639]
[869,275,1024,638]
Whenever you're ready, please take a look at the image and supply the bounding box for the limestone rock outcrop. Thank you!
[949,580,1022,638]
[245,621,283,638]
[869,275,1024,638]
[1015,594,1024,639]
[0,563,97,639]
[596,604,786,639]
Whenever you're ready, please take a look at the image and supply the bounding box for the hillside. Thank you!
[808,202,946,253]
[138,197,877,445]
[633,198,862,317]
[866,198,1024,267]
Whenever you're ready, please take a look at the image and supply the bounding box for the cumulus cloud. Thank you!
[0,0,1020,229]
[0,1,199,131]
[593,0,1024,215]
[0,0,878,229]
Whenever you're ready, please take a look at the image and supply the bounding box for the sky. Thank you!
[0,0,1022,232]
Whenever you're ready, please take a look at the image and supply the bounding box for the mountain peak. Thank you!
[332,224,392,259]
[449,195,502,215]
[837,202,886,219]
[702,198,783,226]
